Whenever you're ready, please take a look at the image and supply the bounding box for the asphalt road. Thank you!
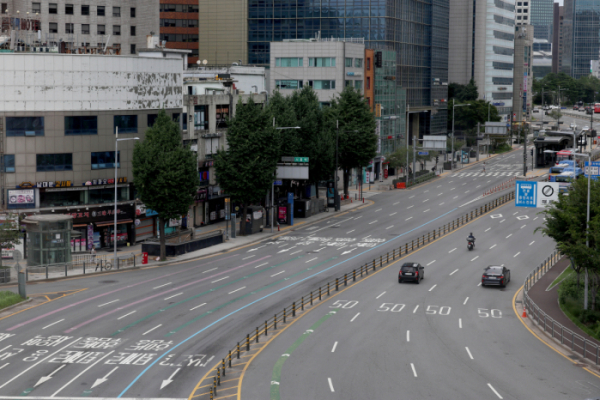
[0,148,543,399]
[240,198,600,400]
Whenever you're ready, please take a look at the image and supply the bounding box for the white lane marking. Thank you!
[271,271,285,277]
[363,235,372,239]
[506,234,512,239]
[449,181,454,183]
[153,282,172,289]
[466,347,474,360]
[143,324,162,336]
[248,245,266,252]
[476,185,481,188]
[406,217,413,221]
[350,313,360,322]
[520,224,526,229]
[485,228,491,232]
[459,318,463,329]
[513,211,518,215]
[427,260,436,266]
[117,311,136,320]
[331,342,338,353]
[450,269,459,276]
[164,293,183,300]
[212,276,229,283]
[328,378,335,392]
[413,305,419,314]
[453,196,458,199]
[346,230,355,234]
[228,287,246,294]
[500,219,505,223]
[394,202,400,205]
[428,285,437,292]
[465,190,470,193]
[98,299,119,307]
[529,241,535,246]
[411,363,418,378]
[407,330,410,342]
[471,256,479,261]
[305,257,318,263]
[437,193,443,196]
[386,225,394,230]
[439,202,445,206]
[0,363,8,371]
[203,268,218,274]
[423,199,429,203]
[449,248,457,253]
[376,292,386,299]
[50,350,115,397]
[0,345,10,353]
[488,383,504,399]
[437,185,442,188]
[424,190,429,193]
[514,252,521,257]
[407,205,414,209]
[423,209,430,213]
[409,195,415,199]
[242,255,255,260]
[489,244,496,249]
[477,282,482,286]
[354,216,362,220]
[389,212,397,216]
[42,319,65,330]
[190,303,206,311]
[255,262,269,268]
[533,216,539,221]
[375,208,382,212]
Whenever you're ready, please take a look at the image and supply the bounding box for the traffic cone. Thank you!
[277,223,280,232]
[522,307,527,318]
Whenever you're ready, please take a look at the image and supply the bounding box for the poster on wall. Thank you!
[8,189,34,205]
[87,225,94,251]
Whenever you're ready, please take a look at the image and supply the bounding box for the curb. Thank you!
[0,297,32,313]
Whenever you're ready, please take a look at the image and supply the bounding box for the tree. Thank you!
[448,99,501,132]
[214,98,280,235]
[328,87,377,196]
[448,79,479,102]
[133,110,198,261]
[0,214,21,268]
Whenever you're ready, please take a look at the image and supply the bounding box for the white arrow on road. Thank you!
[35,365,66,387]
[278,246,296,254]
[91,366,119,389]
[248,245,266,252]
[161,368,181,390]
[341,248,357,255]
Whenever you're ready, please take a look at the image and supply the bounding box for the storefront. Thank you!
[135,203,155,242]
[193,188,207,226]
[205,186,228,225]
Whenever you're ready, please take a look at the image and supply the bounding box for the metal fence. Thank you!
[522,251,600,365]
[198,191,516,399]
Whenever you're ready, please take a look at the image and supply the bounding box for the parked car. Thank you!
[482,265,511,288]
[573,105,579,110]
[399,262,424,284]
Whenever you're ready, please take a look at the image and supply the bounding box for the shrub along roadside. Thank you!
[0,290,24,311]
[558,274,600,340]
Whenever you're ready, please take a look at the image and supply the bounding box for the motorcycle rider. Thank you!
[467,232,476,248]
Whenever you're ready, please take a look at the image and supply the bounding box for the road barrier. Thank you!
[198,191,517,399]
[522,251,600,366]
[483,177,516,196]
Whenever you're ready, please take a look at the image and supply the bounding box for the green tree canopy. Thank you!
[133,109,199,260]
[449,79,479,102]
[447,99,501,132]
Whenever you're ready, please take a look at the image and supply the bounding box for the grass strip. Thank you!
[0,291,24,310]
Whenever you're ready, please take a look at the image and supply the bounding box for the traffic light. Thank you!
[436,156,439,163]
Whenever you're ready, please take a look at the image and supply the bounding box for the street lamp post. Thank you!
[114,129,139,268]
[452,102,471,170]
[272,118,301,232]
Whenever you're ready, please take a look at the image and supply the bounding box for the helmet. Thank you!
[470,232,473,236]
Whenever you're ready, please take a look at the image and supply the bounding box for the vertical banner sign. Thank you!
[87,225,94,250]
[515,181,537,208]
[224,198,230,220]
[376,120,381,154]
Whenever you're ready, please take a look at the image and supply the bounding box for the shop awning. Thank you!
[73,224,88,228]
[95,219,133,227]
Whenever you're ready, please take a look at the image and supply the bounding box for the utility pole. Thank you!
[406,105,410,183]
[523,124,527,176]
[335,120,339,211]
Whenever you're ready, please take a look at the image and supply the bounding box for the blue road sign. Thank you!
[418,151,429,156]
[584,161,600,178]
[515,181,537,208]
[273,180,283,186]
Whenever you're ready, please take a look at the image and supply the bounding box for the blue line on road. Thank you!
[117,207,458,397]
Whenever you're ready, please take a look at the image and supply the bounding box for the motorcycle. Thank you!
[467,241,474,251]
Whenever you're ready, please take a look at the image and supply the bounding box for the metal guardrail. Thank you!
[198,191,516,399]
[522,251,600,365]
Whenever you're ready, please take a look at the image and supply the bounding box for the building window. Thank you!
[65,116,97,135]
[275,57,303,67]
[65,23,74,34]
[32,2,41,13]
[97,6,105,16]
[97,24,105,35]
[49,3,57,14]
[492,61,514,70]
[367,77,371,90]
[6,117,44,136]
[345,80,351,87]
[354,80,363,90]
[194,105,209,130]
[81,24,89,34]
[114,115,138,133]
[309,57,336,67]
[367,57,371,71]
[216,105,229,129]
[49,22,58,33]
[182,113,188,130]
[65,4,73,14]
[3,155,15,173]
[130,44,136,54]
[130,26,136,36]
[147,114,158,127]
[275,80,303,89]
[36,154,73,172]
[354,58,363,68]
[112,6,120,17]
[81,5,89,15]
[113,25,120,35]
[345,58,353,67]
[130,7,136,17]
[308,80,335,90]
[91,151,120,170]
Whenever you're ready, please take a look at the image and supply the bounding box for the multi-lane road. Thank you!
[1,148,596,400]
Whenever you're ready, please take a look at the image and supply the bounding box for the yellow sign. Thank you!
[375,103,381,118]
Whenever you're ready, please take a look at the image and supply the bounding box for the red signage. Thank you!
[384,169,388,179]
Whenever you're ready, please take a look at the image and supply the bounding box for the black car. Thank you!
[482,265,511,288]
[399,262,424,284]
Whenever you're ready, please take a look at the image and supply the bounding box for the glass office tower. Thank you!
[247,0,449,136]
[531,0,554,40]
[562,0,600,79]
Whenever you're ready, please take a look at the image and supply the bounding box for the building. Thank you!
[516,0,531,25]
[0,0,158,55]
[531,0,553,40]
[182,79,267,227]
[561,0,600,78]
[0,47,186,252]
[448,0,515,117]
[159,0,199,67]
[513,25,534,122]
[269,39,364,105]
[552,3,562,74]
[533,49,552,79]
[198,0,449,138]
[184,65,267,95]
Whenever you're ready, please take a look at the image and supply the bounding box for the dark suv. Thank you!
[399,262,424,284]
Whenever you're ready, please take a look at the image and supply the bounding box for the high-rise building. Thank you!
[513,25,534,121]
[516,0,531,25]
[531,0,553,40]
[552,3,561,73]
[448,0,515,117]
[199,0,450,137]
[159,1,199,67]
[561,0,600,78]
